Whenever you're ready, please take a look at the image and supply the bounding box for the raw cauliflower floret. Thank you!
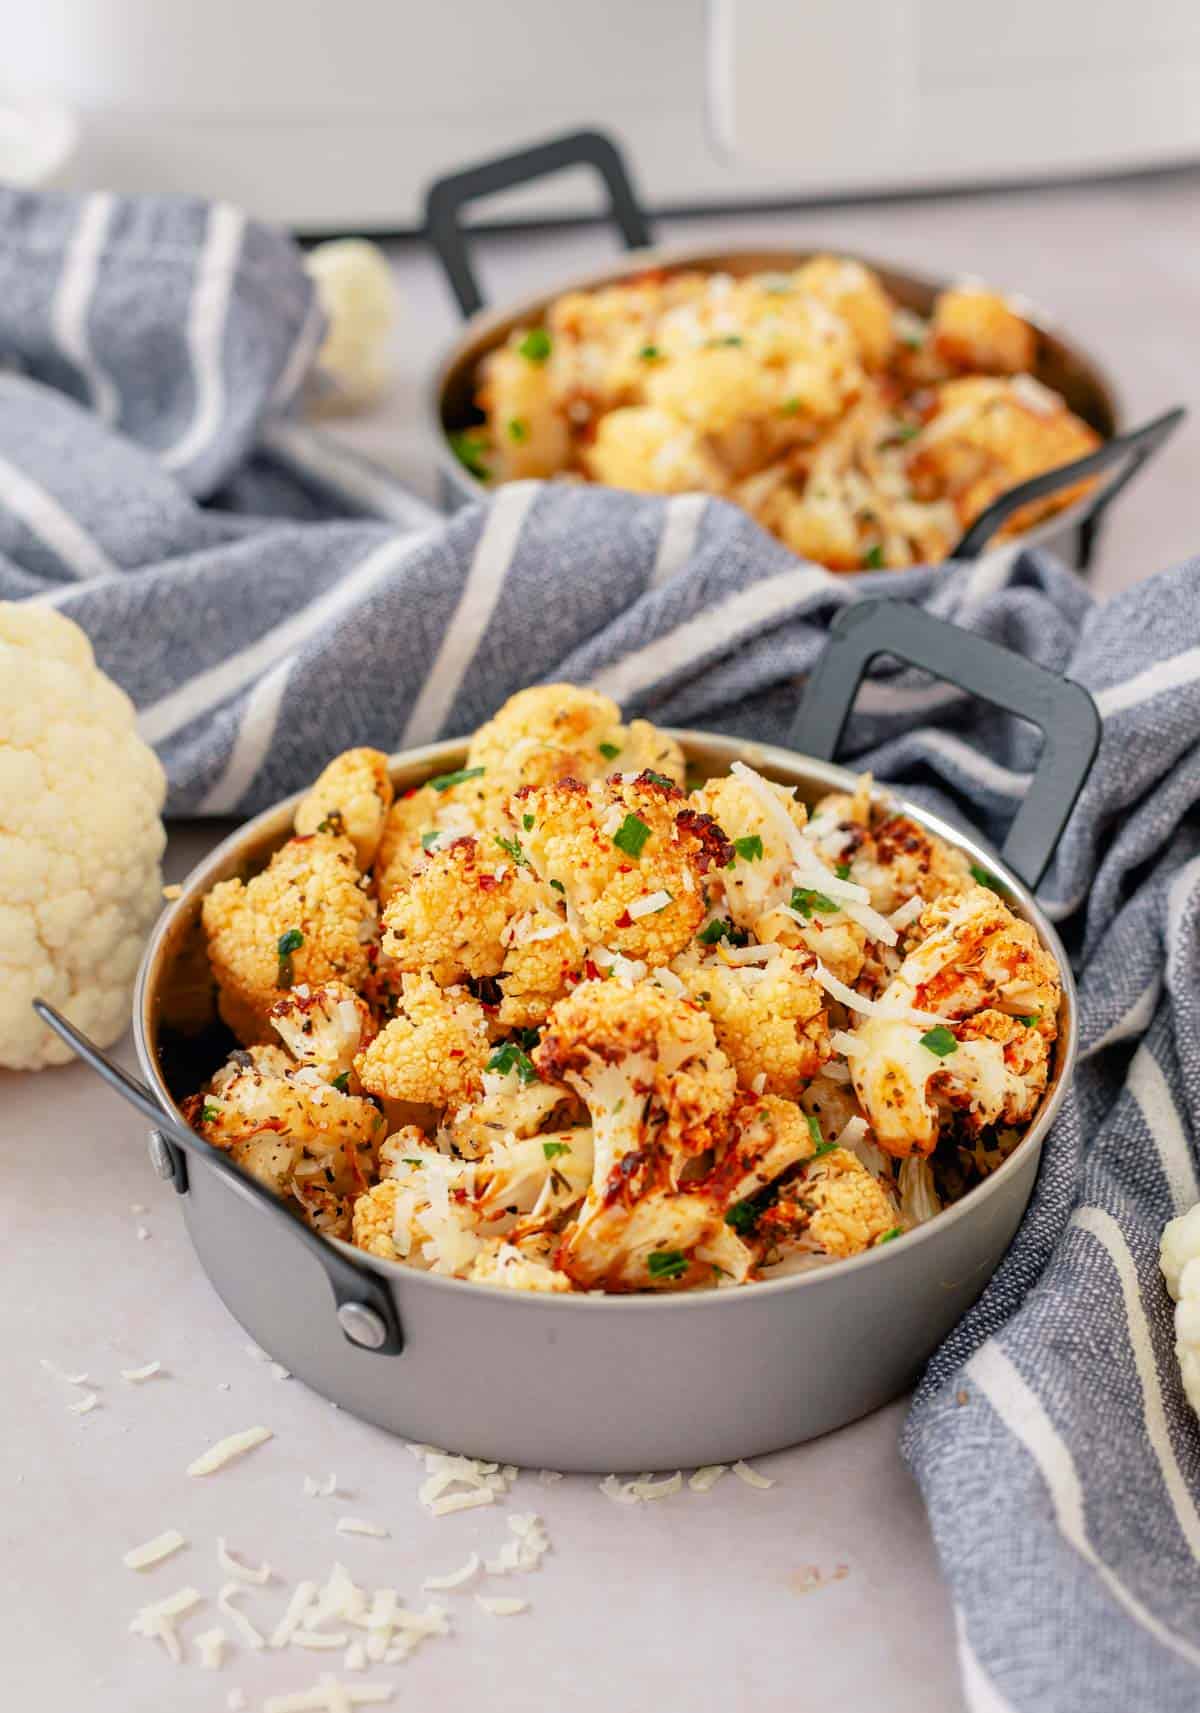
[466,683,685,796]
[201,832,377,1044]
[671,943,829,1097]
[293,747,394,870]
[268,979,375,1085]
[186,1045,385,1237]
[759,1145,899,1260]
[1160,1204,1200,1418]
[520,774,731,965]
[0,601,167,1070]
[794,256,895,370]
[355,972,489,1108]
[931,285,1036,375]
[583,406,729,496]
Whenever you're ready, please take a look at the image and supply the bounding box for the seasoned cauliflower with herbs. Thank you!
[187,682,1062,1293]
[451,263,1100,571]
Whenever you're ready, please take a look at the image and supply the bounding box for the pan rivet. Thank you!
[337,1303,387,1350]
[148,1130,176,1182]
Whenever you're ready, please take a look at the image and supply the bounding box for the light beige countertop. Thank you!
[6,171,1199,1710]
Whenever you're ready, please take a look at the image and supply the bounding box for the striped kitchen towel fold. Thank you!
[1,185,1199,1713]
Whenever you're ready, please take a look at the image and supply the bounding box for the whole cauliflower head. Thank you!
[201,831,377,1045]
[0,603,166,1069]
[306,238,398,414]
[1160,1203,1200,1418]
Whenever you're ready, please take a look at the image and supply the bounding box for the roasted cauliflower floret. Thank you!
[201,832,377,1044]
[355,973,489,1108]
[521,773,730,965]
[374,767,496,905]
[465,683,685,796]
[671,943,829,1097]
[902,884,1061,1021]
[352,1176,406,1261]
[268,979,375,1085]
[759,1146,899,1260]
[468,1238,575,1294]
[692,770,806,928]
[811,801,972,919]
[794,256,895,370]
[476,342,571,480]
[186,1046,385,1237]
[440,1055,578,1160]
[909,375,1099,538]
[931,285,1036,375]
[583,405,729,496]
[293,747,393,870]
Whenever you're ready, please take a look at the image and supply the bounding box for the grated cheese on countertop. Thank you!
[39,1358,89,1386]
[120,1361,163,1382]
[732,1459,774,1490]
[688,1464,728,1493]
[196,1626,227,1669]
[263,1679,394,1712]
[475,1596,528,1617]
[421,1553,480,1592]
[187,1425,273,1476]
[67,1391,100,1415]
[122,1529,187,1571]
[336,1518,389,1539]
[218,1537,272,1584]
[218,1582,266,1650]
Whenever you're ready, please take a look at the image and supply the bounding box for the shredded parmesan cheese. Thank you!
[68,1391,100,1415]
[120,1361,163,1382]
[129,1586,203,1663]
[336,1518,389,1539]
[196,1627,227,1670]
[688,1464,728,1493]
[429,1488,495,1518]
[626,889,672,920]
[732,1459,774,1490]
[271,1581,319,1649]
[39,1358,89,1385]
[304,1473,339,1498]
[475,1596,528,1617]
[187,1425,273,1476]
[122,1529,187,1571]
[218,1537,272,1584]
[888,895,925,932]
[218,1582,266,1650]
[421,1553,481,1592]
[263,1679,394,1713]
[537,1469,564,1486]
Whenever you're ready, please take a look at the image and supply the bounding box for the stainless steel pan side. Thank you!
[424,128,1185,575]
[109,604,1097,1470]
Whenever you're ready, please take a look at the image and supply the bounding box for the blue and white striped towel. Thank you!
[2,186,1199,1712]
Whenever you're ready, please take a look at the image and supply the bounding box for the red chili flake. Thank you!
[448,1048,464,1058]
[584,959,602,981]
[478,874,499,892]
[614,911,632,929]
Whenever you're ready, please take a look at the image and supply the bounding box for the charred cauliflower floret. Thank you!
[466,682,685,795]
[293,747,394,869]
[201,832,377,1044]
[355,972,489,1108]
[268,979,375,1086]
[520,773,730,965]
[794,256,895,370]
[671,943,829,1096]
[186,1045,385,1237]
[440,1056,578,1160]
[846,886,1059,1157]
[759,1146,899,1261]
[931,285,1036,376]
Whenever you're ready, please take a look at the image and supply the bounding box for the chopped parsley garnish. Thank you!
[725,1188,772,1236]
[316,811,344,834]
[780,396,801,416]
[789,887,838,916]
[706,334,743,347]
[805,1112,823,1149]
[517,327,552,363]
[811,1140,838,1160]
[522,812,535,830]
[276,927,303,987]
[646,1249,688,1280]
[542,1140,570,1160]
[332,1071,350,1093]
[640,769,676,789]
[638,344,663,362]
[550,878,565,893]
[448,429,491,480]
[732,834,764,862]
[507,417,529,443]
[970,862,1007,895]
[598,741,622,760]
[487,1042,540,1084]
[420,829,441,851]
[429,765,485,792]
[877,1226,902,1244]
[834,862,852,880]
[862,544,886,570]
[919,1025,958,1058]
[403,1158,424,1167]
[201,1103,220,1124]
[893,421,921,443]
[1019,1013,1040,1027]
[612,813,652,858]
[494,833,529,867]
[697,916,748,947]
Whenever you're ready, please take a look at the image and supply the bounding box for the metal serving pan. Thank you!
[42,601,1100,1471]
[425,129,1182,574]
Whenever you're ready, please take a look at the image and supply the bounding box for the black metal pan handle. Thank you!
[788,598,1100,889]
[951,406,1184,561]
[33,1002,403,1357]
[424,128,653,318]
